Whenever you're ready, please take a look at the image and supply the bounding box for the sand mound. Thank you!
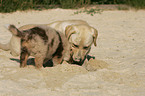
[83,59,109,71]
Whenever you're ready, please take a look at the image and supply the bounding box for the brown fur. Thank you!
[7,24,70,68]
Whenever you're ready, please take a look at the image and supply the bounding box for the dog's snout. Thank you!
[73,50,82,62]
[74,57,82,62]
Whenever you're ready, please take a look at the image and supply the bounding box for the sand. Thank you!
[0,8,145,96]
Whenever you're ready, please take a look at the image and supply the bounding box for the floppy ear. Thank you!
[91,27,98,46]
[5,24,22,37]
[65,25,76,40]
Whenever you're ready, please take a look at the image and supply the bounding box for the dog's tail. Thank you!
[5,24,24,38]
[0,42,10,51]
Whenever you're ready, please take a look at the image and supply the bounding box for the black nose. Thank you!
[74,58,82,62]
[72,59,83,66]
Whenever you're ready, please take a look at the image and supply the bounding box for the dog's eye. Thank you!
[83,46,89,49]
[73,43,79,48]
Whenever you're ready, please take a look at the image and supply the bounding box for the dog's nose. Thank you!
[74,57,82,62]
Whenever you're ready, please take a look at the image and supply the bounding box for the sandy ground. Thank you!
[0,9,145,96]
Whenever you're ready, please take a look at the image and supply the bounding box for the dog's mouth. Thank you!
[68,55,84,66]
[70,60,82,66]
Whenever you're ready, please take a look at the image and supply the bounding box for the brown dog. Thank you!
[6,24,70,68]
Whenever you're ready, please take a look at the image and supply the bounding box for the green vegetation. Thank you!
[125,0,145,9]
[73,8,103,16]
[59,0,91,8]
[0,0,144,13]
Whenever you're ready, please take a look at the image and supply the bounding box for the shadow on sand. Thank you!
[10,58,53,67]
[10,55,95,67]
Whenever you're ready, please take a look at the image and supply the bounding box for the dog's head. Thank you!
[65,24,98,64]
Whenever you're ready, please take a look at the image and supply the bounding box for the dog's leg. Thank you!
[20,47,29,68]
[52,56,63,66]
[35,56,44,68]
[10,51,19,57]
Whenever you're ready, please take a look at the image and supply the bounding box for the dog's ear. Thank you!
[91,27,98,46]
[5,24,22,37]
[65,25,76,40]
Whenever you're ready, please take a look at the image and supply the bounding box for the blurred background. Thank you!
[0,0,145,12]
